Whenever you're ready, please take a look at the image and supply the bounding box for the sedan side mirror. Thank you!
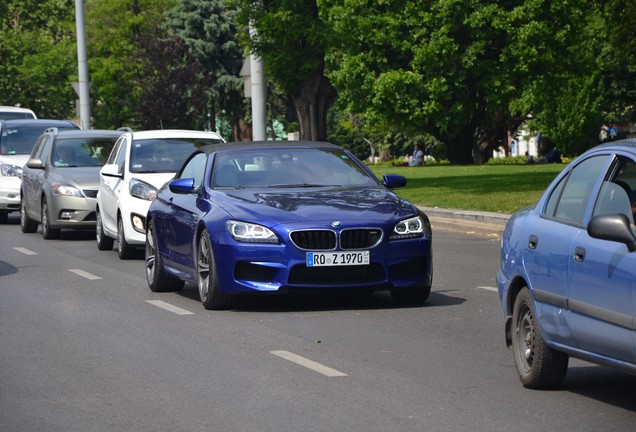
[26,158,44,170]
[100,163,122,178]
[169,177,196,194]
[383,174,407,189]
[587,213,636,252]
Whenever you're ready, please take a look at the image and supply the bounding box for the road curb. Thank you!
[418,207,510,238]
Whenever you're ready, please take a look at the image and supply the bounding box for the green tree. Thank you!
[164,0,246,137]
[86,0,176,129]
[0,0,77,119]
[238,0,336,141]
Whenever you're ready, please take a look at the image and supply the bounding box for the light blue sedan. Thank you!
[498,140,636,388]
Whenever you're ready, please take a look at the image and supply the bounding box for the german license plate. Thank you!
[306,251,370,267]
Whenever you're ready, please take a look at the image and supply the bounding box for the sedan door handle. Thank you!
[528,234,538,250]
[574,246,586,263]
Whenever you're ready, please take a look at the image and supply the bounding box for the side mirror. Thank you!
[169,177,196,194]
[26,158,44,170]
[382,174,407,189]
[588,213,636,252]
[100,163,122,178]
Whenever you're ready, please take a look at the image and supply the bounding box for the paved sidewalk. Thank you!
[419,207,511,239]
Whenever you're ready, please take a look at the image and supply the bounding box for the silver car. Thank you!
[20,128,123,239]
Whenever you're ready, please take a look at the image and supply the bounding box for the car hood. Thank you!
[53,166,102,189]
[213,186,418,225]
[0,154,29,167]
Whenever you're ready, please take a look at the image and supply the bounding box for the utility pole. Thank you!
[249,25,266,141]
[75,0,91,129]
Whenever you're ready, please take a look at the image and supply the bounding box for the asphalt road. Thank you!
[1,213,636,432]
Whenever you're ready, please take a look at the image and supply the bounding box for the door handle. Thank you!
[528,234,538,250]
[574,246,586,262]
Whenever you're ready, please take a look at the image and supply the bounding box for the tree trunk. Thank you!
[291,69,335,141]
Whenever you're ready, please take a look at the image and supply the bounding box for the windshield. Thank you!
[53,137,119,167]
[130,137,222,173]
[1,124,75,155]
[212,148,378,188]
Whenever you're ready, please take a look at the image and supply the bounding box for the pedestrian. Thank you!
[396,144,425,166]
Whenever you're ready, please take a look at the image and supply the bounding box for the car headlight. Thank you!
[0,162,23,178]
[130,178,158,201]
[226,220,279,243]
[390,215,425,240]
[51,183,83,197]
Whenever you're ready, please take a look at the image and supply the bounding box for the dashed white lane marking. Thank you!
[271,350,347,377]
[14,247,37,255]
[146,300,194,315]
[478,286,498,292]
[69,269,102,280]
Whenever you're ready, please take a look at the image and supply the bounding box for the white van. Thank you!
[0,106,37,120]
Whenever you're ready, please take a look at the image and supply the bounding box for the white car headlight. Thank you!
[0,162,23,178]
[226,220,278,243]
[130,178,158,201]
[390,216,425,240]
[51,183,83,197]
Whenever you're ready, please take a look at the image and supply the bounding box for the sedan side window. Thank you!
[543,154,609,225]
[179,153,207,189]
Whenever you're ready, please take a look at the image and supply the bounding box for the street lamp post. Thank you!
[75,0,91,129]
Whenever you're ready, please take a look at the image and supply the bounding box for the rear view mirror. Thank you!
[100,163,122,178]
[588,213,636,252]
[382,174,407,189]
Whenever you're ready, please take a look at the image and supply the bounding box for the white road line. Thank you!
[68,269,102,280]
[271,350,347,377]
[146,300,194,315]
[13,247,37,255]
[477,286,498,292]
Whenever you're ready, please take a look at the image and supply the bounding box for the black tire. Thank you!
[20,199,37,233]
[197,230,234,310]
[0,210,8,224]
[117,215,136,259]
[41,197,60,239]
[95,208,114,250]
[390,285,431,305]
[145,220,184,292]
[512,287,568,389]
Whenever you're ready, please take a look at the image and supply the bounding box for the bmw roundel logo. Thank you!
[331,220,341,228]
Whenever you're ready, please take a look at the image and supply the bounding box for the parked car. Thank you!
[0,119,80,223]
[145,141,433,310]
[20,128,123,238]
[96,129,225,259]
[498,139,636,389]
[0,106,37,120]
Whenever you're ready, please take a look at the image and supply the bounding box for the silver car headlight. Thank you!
[226,220,279,243]
[51,183,83,197]
[390,215,425,240]
[0,162,23,178]
[130,178,158,201]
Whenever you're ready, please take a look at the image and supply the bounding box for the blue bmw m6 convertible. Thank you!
[145,141,433,309]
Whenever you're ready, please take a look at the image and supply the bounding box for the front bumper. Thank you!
[0,177,22,212]
[212,232,433,295]
[48,194,97,229]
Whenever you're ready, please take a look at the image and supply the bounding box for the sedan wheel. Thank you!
[197,230,233,310]
[145,220,183,292]
[511,287,568,389]
[95,209,114,250]
[116,216,136,259]
[20,199,37,233]
[41,198,60,239]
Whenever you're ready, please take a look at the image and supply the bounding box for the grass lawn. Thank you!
[367,163,566,214]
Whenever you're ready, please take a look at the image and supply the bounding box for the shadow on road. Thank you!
[175,283,465,313]
[563,365,636,411]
